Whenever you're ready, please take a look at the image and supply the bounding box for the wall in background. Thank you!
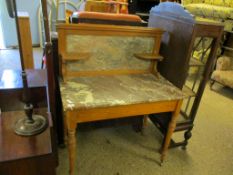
[0,0,80,48]
[0,4,6,49]
[0,0,40,47]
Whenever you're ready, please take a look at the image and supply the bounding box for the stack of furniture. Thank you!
[148,2,223,148]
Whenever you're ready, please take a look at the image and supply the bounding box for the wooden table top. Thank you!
[0,108,52,163]
[0,69,47,90]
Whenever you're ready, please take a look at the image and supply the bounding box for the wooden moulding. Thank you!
[134,53,164,61]
[62,52,91,62]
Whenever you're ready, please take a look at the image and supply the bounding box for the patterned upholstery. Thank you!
[183,0,233,7]
[211,56,233,89]
[185,4,233,19]
[183,0,233,32]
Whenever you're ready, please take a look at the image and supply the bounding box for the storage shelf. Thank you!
[151,113,193,134]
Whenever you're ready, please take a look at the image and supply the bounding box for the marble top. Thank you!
[60,74,186,111]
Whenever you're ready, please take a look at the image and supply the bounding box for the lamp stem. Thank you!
[41,0,50,43]
[12,0,25,71]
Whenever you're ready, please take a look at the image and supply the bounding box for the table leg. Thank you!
[66,112,77,175]
[141,115,148,135]
[160,100,182,164]
[63,115,68,145]
[68,128,76,175]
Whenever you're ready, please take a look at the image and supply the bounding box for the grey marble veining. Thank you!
[60,73,185,111]
[66,35,154,71]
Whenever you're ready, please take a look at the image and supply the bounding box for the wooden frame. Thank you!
[57,24,184,175]
[64,99,183,175]
[57,23,164,80]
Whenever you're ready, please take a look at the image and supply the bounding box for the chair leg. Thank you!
[209,79,215,90]
[182,127,193,150]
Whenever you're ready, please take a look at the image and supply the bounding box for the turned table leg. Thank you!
[160,100,182,164]
[63,114,68,146]
[66,112,77,175]
[68,129,76,175]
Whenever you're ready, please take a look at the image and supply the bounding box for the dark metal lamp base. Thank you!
[14,115,48,136]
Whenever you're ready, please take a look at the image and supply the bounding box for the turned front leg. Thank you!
[63,114,68,146]
[160,100,182,164]
[68,128,76,175]
[66,112,77,175]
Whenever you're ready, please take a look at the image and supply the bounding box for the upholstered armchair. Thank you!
[182,0,233,32]
[211,56,233,89]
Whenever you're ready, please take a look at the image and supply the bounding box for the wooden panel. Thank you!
[195,23,224,38]
[66,100,178,124]
[148,9,195,88]
[0,69,47,111]
[18,12,34,69]
[0,69,47,89]
[57,23,164,37]
[57,24,164,79]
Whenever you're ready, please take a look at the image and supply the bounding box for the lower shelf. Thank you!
[150,112,194,148]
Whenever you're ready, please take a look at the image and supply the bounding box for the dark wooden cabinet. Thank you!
[0,69,47,112]
[0,69,58,174]
[148,3,223,148]
[0,109,57,175]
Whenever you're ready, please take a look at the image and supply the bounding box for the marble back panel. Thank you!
[66,35,154,71]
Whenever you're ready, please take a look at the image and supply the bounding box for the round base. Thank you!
[14,115,48,136]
